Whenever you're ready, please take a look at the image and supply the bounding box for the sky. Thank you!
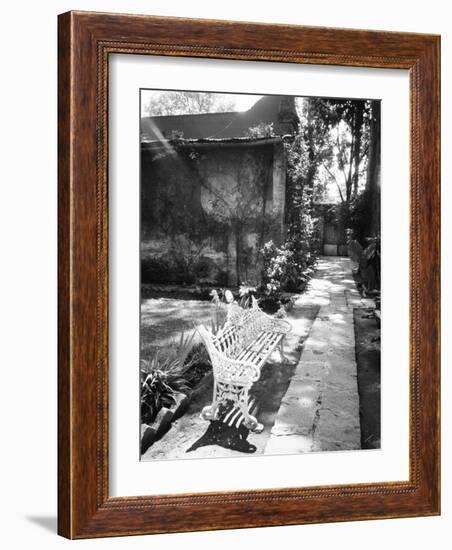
[227,93,262,111]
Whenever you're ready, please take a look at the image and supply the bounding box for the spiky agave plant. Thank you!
[140,331,195,425]
[238,284,257,309]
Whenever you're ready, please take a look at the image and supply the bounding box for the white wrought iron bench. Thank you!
[197,297,291,433]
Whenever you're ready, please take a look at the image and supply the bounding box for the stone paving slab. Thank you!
[270,379,322,437]
[264,257,362,455]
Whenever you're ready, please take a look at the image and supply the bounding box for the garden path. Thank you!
[265,256,366,455]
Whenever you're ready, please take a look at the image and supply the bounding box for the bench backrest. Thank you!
[202,297,266,358]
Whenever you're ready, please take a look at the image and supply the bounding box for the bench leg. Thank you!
[201,380,220,421]
[239,386,264,433]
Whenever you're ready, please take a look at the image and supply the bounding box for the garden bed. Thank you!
[140,342,213,454]
[141,283,214,302]
[353,308,381,449]
[141,283,300,314]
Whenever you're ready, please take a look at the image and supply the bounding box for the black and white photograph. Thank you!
[139,89,381,460]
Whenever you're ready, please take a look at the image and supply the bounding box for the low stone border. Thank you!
[141,391,189,454]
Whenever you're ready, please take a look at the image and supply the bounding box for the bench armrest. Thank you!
[260,314,292,334]
[250,296,291,334]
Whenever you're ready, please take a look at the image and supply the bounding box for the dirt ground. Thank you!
[140,297,220,361]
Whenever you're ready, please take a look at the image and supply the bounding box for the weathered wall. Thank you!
[141,140,287,286]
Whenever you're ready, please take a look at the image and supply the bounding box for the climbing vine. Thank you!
[261,121,321,297]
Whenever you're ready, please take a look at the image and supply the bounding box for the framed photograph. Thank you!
[58,11,440,538]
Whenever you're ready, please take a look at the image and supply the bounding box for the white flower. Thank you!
[224,290,234,304]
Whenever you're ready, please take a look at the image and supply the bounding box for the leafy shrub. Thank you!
[215,270,229,287]
[141,257,172,284]
[245,122,274,138]
[261,239,317,297]
[361,235,381,290]
[261,241,294,296]
[170,256,196,285]
[348,188,372,245]
[141,255,200,286]
[257,296,281,314]
[193,257,213,279]
[183,343,212,387]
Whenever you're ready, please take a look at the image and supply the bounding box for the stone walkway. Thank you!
[265,256,365,455]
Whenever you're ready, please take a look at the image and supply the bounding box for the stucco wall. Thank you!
[141,140,286,286]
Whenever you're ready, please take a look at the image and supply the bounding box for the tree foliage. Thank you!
[301,98,372,205]
[144,91,236,116]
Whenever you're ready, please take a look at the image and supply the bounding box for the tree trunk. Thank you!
[235,224,241,286]
[346,175,352,203]
[365,101,381,236]
[352,103,364,197]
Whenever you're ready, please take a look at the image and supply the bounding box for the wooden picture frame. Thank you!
[58,10,440,539]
